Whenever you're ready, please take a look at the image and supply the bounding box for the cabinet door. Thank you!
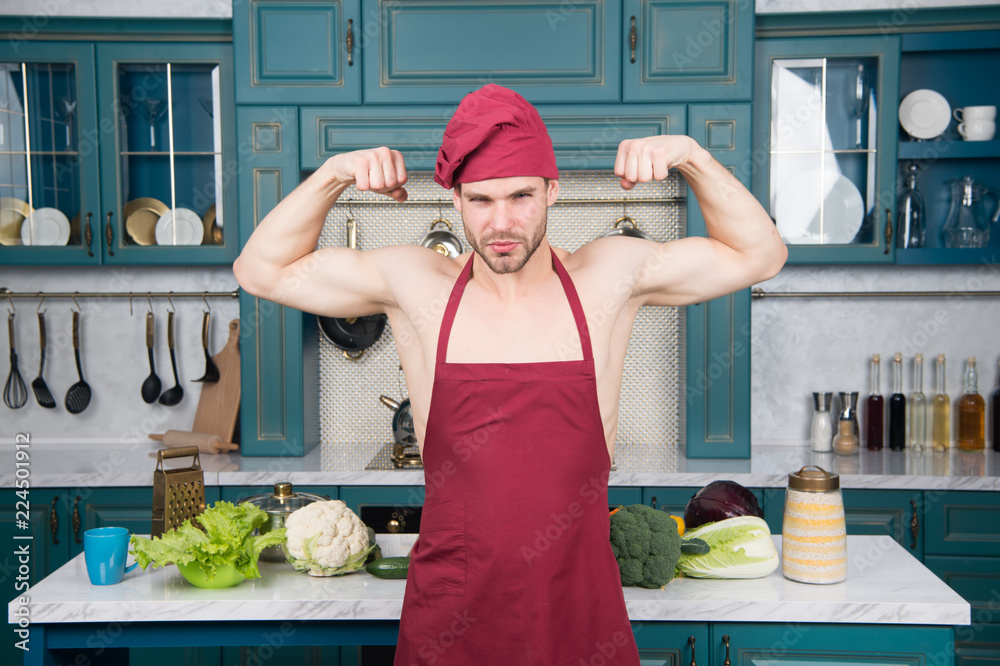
[361,0,621,104]
[712,623,955,666]
[753,36,901,264]
[95,42,237,265]
[64,487,158,559]
[922,489,1000,557]
[623,0,753,102]
[685,105,752,458]
[235,0,361,105]
[631,621,708,666]
[0,41,101,266]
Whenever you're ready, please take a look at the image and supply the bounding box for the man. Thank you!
[235,84,786,665]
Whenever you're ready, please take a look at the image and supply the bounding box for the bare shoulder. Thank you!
[374,244,465,312]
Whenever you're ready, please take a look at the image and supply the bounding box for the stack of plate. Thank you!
[125,197,211,246]
[0,198,73,246]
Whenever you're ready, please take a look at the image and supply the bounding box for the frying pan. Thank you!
[316,218,387,360]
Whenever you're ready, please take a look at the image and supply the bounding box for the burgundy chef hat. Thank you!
[434,84,558,189]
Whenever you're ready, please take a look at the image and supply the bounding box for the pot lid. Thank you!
[238,482,330,513]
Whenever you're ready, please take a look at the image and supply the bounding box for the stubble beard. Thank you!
[463,210,548,275]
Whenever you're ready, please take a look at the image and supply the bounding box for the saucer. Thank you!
[20,207,70,246]
[899,89,951,140]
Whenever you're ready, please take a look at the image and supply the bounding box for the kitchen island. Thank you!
[9,536,970,666]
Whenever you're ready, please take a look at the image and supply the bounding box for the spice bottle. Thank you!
[811,392,833,453]
[782,466,847,584]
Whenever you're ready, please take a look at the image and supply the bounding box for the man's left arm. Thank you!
[612,135,787,306]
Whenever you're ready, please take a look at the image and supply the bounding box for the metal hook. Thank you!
[6,290,13,314]
[146,294,153,314]
[347,198,355,221]
[202,293,211,314]
[128,292,133,317]
[71,292,81,313]
[36,293,45,315]
[166,292,175,313]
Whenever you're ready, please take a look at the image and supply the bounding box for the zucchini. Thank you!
[365,556,410,579]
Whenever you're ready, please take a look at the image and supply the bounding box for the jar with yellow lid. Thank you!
[781,466,847,584]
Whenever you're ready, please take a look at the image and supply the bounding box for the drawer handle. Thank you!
[346,19,354,67]
[650,495,657,511]
[84,212,93,257]
[722,634,731,666]
[629,16,637,64]
[105,212,114,256]
[73,495,82,544]
[910,498,919,550]
[50,496,60,545]
[688,635,697,666]
[884,207,893,254]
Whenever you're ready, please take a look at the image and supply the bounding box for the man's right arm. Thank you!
[233,147,409,316]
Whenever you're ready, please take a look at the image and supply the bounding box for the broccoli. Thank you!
[609,504,681,589]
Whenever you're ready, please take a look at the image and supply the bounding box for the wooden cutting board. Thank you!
[191,319,240,442]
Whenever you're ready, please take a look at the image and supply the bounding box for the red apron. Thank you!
[394,249,640,666]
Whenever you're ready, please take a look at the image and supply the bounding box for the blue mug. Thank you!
[84,527,138,585]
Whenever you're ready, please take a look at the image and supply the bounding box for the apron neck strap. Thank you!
[436,248,594,364]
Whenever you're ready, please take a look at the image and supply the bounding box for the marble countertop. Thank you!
[10,536,969,626]
[2,440,998,491]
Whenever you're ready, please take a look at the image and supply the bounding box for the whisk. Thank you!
[5,312,28,409]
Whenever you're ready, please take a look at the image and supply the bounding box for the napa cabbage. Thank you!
[676,515,779,579]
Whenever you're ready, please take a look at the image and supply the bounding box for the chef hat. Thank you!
[434,84,558,189]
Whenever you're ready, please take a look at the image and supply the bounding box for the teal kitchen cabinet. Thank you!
[623,0,754,102]
[894,29,1000,266]
[711,623,955,666]
[0,38,237,266]
[631,622,708,665]
[360,0,621,104]
[234,0,361,105]
[923,490,1000,666]
[762,488,924,561]
[753,35,901,264]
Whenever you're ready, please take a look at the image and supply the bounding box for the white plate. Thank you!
[155,208,204,246]
[20,207,70,246]
[899,89,951,140]
[775,170,865,245]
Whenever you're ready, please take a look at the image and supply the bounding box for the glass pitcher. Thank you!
[941,176,1000,248]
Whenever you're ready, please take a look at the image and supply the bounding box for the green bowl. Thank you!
[176,562,246,589]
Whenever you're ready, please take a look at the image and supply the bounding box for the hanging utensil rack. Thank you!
[751,288,1000,299]
[0,289,239,302]
[341,195,684,206]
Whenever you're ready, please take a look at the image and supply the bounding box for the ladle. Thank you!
[64,310,92,414]
[158,311,184,406]
[31,310,56,408]
[140,311,162,404]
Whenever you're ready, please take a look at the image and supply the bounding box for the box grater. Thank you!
[152,446,206,538]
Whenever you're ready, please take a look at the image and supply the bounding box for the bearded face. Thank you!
[454,177,556,274]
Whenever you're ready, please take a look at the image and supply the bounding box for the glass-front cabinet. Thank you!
[754,36,901,263]
[0,41,236,265]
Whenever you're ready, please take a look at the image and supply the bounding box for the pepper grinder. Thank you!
[833,391,860,455]
[811,392,833,452]
[838,391,860,439]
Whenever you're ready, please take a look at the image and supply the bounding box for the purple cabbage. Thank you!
[683,480,763,530]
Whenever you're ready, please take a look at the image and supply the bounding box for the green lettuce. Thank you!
[130,501,286,581]
[676,515,779,579]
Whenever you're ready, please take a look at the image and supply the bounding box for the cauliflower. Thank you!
[284,500,377,576]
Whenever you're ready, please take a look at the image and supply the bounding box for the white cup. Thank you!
[958,119,996,141]
[953,105,997,122]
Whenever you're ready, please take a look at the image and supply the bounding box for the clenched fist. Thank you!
[614,136,697,190]
[325,146,409,202]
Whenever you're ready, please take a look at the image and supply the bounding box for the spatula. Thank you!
[192,311,219,383]
[31,311,56,408]
[64,310,92,414]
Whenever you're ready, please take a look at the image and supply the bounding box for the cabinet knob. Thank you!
[346,19,355,67]
[629,16,637,64]
[105,212,114,256]
[49,496,60,545]
[84,213,93,257]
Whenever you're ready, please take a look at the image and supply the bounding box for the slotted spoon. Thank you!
[31,311,56,408]
[64,310,92,414]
